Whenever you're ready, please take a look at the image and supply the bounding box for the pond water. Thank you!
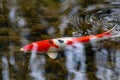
[0,0,120,80]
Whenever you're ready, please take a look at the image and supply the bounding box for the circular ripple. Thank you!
[71,3,120,35]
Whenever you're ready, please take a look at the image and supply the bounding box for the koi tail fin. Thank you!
[110,25,120,38]
[105,25,116,34]
[105,25,120,41]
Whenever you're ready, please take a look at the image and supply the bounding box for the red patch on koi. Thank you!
[75,36,90,42]
[22,39,58,52]
[96,32,111,38]
[67,40,73,45]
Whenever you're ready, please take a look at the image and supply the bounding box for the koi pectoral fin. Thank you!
[47,52,58,59]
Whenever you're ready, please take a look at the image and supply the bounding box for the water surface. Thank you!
[0,0,120,80]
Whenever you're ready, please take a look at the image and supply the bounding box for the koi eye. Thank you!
[58,39,64,43]
[48,40,53,44]
[72,46,77,48]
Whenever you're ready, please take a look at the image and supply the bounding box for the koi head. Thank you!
[20,40,59,53]
[20,43,33,52]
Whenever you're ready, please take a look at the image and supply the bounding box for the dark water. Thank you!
[0,0,120,80]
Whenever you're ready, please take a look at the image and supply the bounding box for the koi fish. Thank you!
[20,26,119,59]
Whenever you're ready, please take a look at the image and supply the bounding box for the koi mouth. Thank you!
[20,48,24,51]
[20,48,31,53]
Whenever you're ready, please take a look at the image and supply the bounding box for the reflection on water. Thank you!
[95,49,120,80]
[65,43,87,80]
[95,47,113,80]
[114,50,120,80]
[90,40,120,80]
[29,43,46,80]
[2,57,9,80]
[29,54,45,80]
[0,0,120,80]
[59,16,70,36]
